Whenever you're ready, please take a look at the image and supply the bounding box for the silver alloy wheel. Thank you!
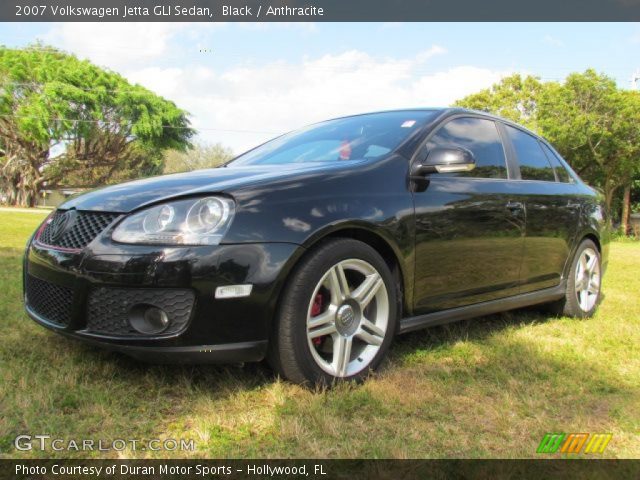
[575,247,601,312]
[306,259,389,378]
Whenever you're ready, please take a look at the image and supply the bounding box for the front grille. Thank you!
[87,288,195,336]
[25,275,74,327]
[39,210,119,250]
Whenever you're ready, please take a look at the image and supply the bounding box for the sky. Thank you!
[1,22,639,153]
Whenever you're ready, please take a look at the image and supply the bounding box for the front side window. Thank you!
[505,125,556,182]
[229,111,439,166]
[423,117,508,179]
[541,143,572,183]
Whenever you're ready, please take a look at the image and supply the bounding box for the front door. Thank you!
[412,116,525,313]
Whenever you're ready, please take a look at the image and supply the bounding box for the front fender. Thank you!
[222,155,416,314]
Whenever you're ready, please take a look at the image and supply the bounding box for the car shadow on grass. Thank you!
[390,306,558,359]
[79,341,275,391]
[44,302,594,392]
[66,306,549,389]
[5,301,634,458]
[267,308,635,458]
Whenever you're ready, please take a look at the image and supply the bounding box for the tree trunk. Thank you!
[8,170,42,207]
[604,186,615,219]
[7,150,47,207]
[621,184,631,236]
[2,183,17,205]
[15,185,30,207]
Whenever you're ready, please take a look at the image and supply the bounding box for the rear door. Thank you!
[412,116,525,313]
[502,124,580,293]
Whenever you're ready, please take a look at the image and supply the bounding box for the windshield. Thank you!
[228,110,438,166]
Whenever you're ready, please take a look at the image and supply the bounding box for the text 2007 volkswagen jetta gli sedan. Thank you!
[24,108,608,384]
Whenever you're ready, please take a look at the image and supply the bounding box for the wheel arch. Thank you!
[313,224,408,317]
[272,223,410,326]
[582,232,601,253]
[562,228,602,280]
[322,228,406,313]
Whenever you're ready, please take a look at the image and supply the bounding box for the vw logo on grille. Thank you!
[49,210,76,242]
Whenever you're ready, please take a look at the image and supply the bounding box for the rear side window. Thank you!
[425,117,508,179]
[541,143,572,183]
[505,125,556,182]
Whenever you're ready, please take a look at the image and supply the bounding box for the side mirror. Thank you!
[411,146,476,177]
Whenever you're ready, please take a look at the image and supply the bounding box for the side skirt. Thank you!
[398,282,566,335]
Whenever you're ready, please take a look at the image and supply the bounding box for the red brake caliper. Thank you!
[311,293,324,346]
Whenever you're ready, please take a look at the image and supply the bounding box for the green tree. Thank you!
[52,142,165,187]
[455,70,640,225]
[538,71,640,214]
[454,74,545,130]
[0,45,194,206]
[163,143,234,174]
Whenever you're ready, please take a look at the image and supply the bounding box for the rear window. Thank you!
[505,125,556,182]
[229,111,439,166]
[541,143,572,183]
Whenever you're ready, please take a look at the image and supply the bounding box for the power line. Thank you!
[0,73,566,99]
[0,113,281,135]
[1,45,625,81]
[2,81,155,96]
[5,44,633,72]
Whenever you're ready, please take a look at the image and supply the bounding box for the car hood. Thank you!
[59,162,357,213]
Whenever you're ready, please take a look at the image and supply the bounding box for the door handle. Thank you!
[506,201,524,211]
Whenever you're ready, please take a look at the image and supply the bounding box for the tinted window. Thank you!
[229,111,439,166]
[541,143,572,183]
[505,126,556,181]
[425,117,507,179]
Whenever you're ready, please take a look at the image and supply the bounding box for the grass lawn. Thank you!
[0,210,638,459]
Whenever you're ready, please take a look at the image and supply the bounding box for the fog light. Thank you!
[129,305,170,335]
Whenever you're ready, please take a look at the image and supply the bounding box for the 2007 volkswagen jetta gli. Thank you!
[24,108,608,384]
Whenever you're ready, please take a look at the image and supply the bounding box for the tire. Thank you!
[547,239,602,318]
[268,238,398,385]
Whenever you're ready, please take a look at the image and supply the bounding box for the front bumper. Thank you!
[23,233,302,364]
[27,306,267,363]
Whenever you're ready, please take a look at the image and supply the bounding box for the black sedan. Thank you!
[24,108,608,384]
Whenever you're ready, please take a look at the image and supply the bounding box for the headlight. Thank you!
[112,196,235,245]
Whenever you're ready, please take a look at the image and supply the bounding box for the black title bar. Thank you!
[3,459,640,480]
[2,0,640,22]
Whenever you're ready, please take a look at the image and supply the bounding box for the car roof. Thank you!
[340,107,546,143]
